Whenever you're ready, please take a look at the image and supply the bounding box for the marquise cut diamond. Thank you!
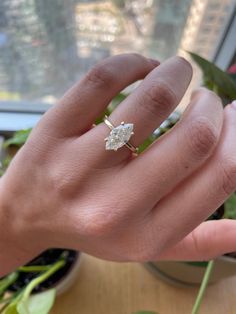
[106,123,134,151]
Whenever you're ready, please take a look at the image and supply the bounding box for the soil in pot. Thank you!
[6,248,78,293]
[225,252,236,258]
[207,204,225,220]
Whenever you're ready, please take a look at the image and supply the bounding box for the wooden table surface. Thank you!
[51,254,236,314]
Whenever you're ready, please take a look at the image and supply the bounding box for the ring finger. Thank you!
[85,56,192,166]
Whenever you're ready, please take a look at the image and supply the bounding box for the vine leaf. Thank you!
[2,303,18,314]
[188,51,236,105]
[17,289,56,314]
[3,129,32,148]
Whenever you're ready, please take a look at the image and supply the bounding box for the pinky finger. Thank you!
[157,219,236,261]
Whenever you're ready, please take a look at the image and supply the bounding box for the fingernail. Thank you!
[231,100,236,109]
[148,58,160,67]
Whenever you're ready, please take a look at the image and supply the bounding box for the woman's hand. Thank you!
[1,53,236,276]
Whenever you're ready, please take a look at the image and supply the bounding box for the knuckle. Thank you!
[85,63,115,87]
[50,169,72,198]
[140,81,177,118]
[187,117,218,160]
[83,215,113,237]
[83,203,125,237]
[220,158,236,195]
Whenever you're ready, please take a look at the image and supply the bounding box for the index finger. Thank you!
[39,54,159,138]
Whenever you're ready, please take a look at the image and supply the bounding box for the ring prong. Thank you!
[104,115,137,153]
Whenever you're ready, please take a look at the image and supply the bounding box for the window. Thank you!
[0,0,235,132]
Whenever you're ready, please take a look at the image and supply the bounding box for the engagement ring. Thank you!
[104,115,138,153]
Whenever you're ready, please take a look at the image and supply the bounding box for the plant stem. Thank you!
[0,291,23,313]
[0,272,19,296]
[191,260,215,314]
[0,292,19,305]
[22,259,65,300]
[18,265,51,272]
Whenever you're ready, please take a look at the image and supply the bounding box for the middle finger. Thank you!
[123,89,223,208]
[107,56,192,148]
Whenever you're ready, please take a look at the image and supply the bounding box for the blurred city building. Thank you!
[179,0,235,58]
[0,0,235,103]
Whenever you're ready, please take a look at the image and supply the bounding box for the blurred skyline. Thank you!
[0,0,235,102]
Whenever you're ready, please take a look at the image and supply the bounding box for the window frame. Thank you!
[213,4,236,70]
[0,101,50,137]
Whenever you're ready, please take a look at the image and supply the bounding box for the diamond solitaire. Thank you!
[104,115,138,153]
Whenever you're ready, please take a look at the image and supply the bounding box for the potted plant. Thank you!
[0,134,81,314]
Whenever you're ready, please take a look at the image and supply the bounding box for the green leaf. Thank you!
[183,261,208,267]
[2,156,12,168]
[17,289,56,314]
[95,109,111,125]
[2,303,18,314]
[188,52,236,104]
[1,292,23,313]
[2,259,64,314]
[229,73,236,84]
[0,272,19,296]
[95,93,127,125]
[224,193,236,219]
[17,300,29,314]
[2,293,23,314]
[138,136,155,153]
[3,129,32,148]
[109,93,127,111]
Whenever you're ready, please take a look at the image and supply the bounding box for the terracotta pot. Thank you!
[145,255,236,287]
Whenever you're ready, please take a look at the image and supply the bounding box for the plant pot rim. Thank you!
[145,254,236,287]
[41,249,81,295]
[217,254,236,263]
[6,250,81,296]
[45,250,81,295]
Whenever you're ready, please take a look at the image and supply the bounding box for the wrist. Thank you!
[0,175,45,276]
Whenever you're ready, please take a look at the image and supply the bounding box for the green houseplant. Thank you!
[0,248,81,314]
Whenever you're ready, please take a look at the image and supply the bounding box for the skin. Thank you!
[1,53,236,277]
